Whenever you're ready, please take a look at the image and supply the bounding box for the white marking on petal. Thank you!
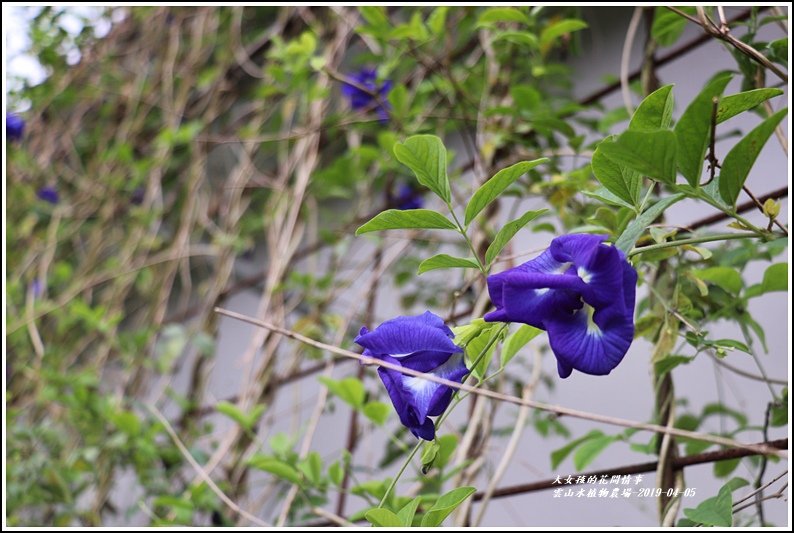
[577,266,592,283]
[584,304,602,337]
[536,288,550,295]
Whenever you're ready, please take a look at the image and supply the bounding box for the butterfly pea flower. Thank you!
[37,186,59,205]
[355,311,468,441]
[485,234,636,379]
[341,68,392,121]
[395,183,424,210]
[7,113,25,141]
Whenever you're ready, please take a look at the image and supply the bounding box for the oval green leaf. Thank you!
[356,209,456,235]
[485,209,547,265]
[393,135,451,202]
[718,108,788,206]
[465,159,548,225]
[418,254,481,275]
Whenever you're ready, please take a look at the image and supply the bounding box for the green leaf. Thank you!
[421,440,440,473]
[717,88,784,123]
[328,461,344,486]
[387,84,409,119]
[362,401,390,426]
[615,193,685,253]
[247,456,302,484]
[761,262,788,293]
[393,135,451,203]
[418,254,480,275]
[654,355,694,377]
[427,6,449,35]
[770,389,788,427]
[692,266,743,294]
[397,497,422,526]
[464,324,502,380]
[356,209,456,235]
[452,319,491,347]
[501,324,542,369]
[358,6,389,30]
[674,74,732,186]
[583,186,636,210]
[494,30,538,48]
[465,159,548,225]
[110,410,141,436]
[599,130,677,184]
[216,401,258,430]
[420,486,477,527]
[476,7,529,26]
[485,209,547,265]
[591,142,642,207]
[573,434,619,470]
[365,508,403,527]
[298,451,323,485]
[540,19,588,50]
[551,430,603,469]
[651,7,694,46]
[318,376,365,408]
[629,84,675,131]
[436,434,459,469]
[719,108,788,206]
[683,484,734,526]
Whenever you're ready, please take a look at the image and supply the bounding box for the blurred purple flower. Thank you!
[485,234,636,378]
[355,311,468,440]
[37,186,59,205]
[30,279,43,298]
[131,186,146,205]
[7,113,25,141]
[341,68,392,120]
[395,183,424,210]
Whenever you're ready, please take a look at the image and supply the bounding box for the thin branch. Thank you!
[709,353,788,386]
[620,7,644,115]
[667,6,787,82]
[579,8,760,105]
[214,307,788,459]
[689,186,788,231]
[146,404,271,527]
[470,439,788,502]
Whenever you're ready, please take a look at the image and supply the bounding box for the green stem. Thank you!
[628,232,762,258]
[376,323,507,508]
[691,189,768,236]
[377,441,422,509]
[447,204,487,275]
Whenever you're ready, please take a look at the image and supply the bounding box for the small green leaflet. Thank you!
[615,193,685,253]
[598,130,677,184]
[393,135,451,203]
[674,74,732,186]
[420,486,477,527]
[418,254,480,275]
[716,88,784,124]
[465,159,548,225]
[500,324,542,369]
[718,108,788,206]
[629,84,674,131]
[485,209,547,265]
[356,209,456,235]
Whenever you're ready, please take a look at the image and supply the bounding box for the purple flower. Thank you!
[355,311,468,440]
[341,68,392,120]
[131,186,146,206]
[30,279,43,298]
[37,186,59,205]
[395,183,424,210]
[485,234,636,378]
[7,113,25,141]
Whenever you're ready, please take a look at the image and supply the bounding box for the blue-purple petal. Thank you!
[545,304,634,377]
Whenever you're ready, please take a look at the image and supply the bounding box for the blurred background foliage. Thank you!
[5,5,788,527]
